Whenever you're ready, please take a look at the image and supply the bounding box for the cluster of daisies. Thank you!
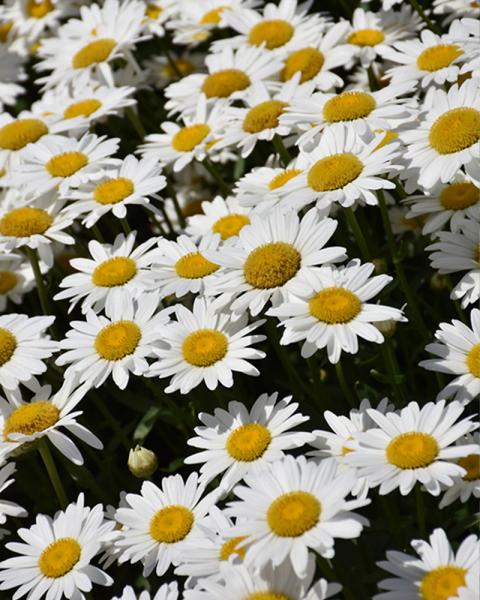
[0,0,479,598]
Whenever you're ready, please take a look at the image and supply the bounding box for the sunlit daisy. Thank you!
[185,391,314,491]
[0,463,27,525]
[113,582,179,600]
[439,432,480,508]
[185,195,252,242]
[0,253,34,312]
[0,493,114,599]
[419,308,480,403]
[345,400,479,496]
[227,455,369,577]
[375,528,479,600]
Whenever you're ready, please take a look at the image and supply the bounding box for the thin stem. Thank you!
[25,247,59,339]
[379,495,404,547]
[38,439,68,509]
[203,158,232,196]
[272,134,291,167]
[91,223,105,243]
[381,339,408,407]
[120,217,132,235]
[126,107,146,140]
[367,65,379,91]
[334,361,356,409]
[345,207,371,261]
[407,0,442,34]
[415,484,427,538]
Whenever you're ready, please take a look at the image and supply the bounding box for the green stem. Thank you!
[38,439,68,509]
[91,223,105,243]
[126,107,146,140]
[25,247,59,339]
[334,361,356,409]
[272,134,291,167]
[407,0,442,34]
[203,158,232,196]
[415,484,427,538]
[367,65,379,91]
[91,391,130,450]
[379,495,404,547]
[381,339,408,407]
[159,202,176,236]
[345,207,371,261]
[120,217,132,235]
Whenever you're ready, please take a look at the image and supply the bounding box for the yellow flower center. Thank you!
[26,0,54,18]
[243,100,287,134]
[219,536,247,561]
[466,343,480,377]
[162,58,195,78]
[309,287,362,324]
[0,271,17,294]
[201,69,251,99]
[429,107,480,154]
[245,594,291,600]
[268,169,303,190]
[212,214,250,240]
[94,320,141,360]
[373,129,398,151]
[458,454,480,481]
[248,19,294,50]
[46,151,88,178]
[4,401,60,441]
[226,423,272,461]
[416,44,464,72]
[0,118,48,151]
[72,38,117,69]
[182,329,228,367]
[347,28,385,47]
[92,257,137,287]
[94,177,134,205]
[0,22,13,43]
[171,124,210,152]
[0,328,16,367]
[200,6,227,24]
[63,99,102,119]
[386,432,439,469]
[439,182,479,210]
[323,91,376,123]
[282,47,325,83]
[420,565,467,600]
[38,538,81,578]
[244,242,300,289]
[150,505,194,543]
[0,207,53,237]
[267,491,320,537]
[175,252,219,279]
[145,3,162,19]
[307,153,363,192]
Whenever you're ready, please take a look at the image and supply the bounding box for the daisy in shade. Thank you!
[268,259,406,364]
[0,313,56,391]
[115,472,218,576]
[185,196,252,242]
[0,253,34,312]
[164,45,282,116]
[57,293,170,390]
[66,154,166,228]
[419,309,480,403]
[281,124,400,211]
[345,400,479,496]
[0,463,27,525]
[148,296,266,394]
[404,179,480,235]
[141,0,178,38]
[227,455,369,577]
[439,432,480,508]
[0,377,102,465]
[204,208,346,317]
[0,45,25,113]
[402,78,480,189]
[426,217,480,308]
[113,582,179,600]
[374,528,479,600]
[54,231,162,315]
[184,558,342,600]
[185,391,314,491]
[434,0,480,24]
[0,493,115,600]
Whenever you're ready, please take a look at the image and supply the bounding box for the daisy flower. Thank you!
[419,308,480,403]
[268,259,406,363]
[402,78,480,188]
[0,377,102,465]
[164,44,282,115]
[375,528,479,600]
[0,253,34,312]
[184,558,342,600]
[281,125,399,210]
[185,391,314,491]
[433,0,480,24]
[426,217,480,308]
[439,432,480,508]
[0,313,56,391]
[57,293,170,390]
[0,44,25,113]
[227,455,369,577]
[345,400,479,496]
[0,463,27,525]
[185,195,252,242]
[0,493,114,600]
[66,154,166,227]
[115,472,217,576]
[204,208,346,317]
[148,296,266,394]
[113,582,179,600]
[141,0,178,38]
[404,179,480,235]
[54,231,162,315]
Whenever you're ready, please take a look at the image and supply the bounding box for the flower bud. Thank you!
[429,273,449,291]
[376,319,397,338]
[128,445,158,478]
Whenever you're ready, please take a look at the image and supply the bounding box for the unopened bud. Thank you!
[128,445,158,478]
[430,273,449,291]
[376,319,397,338]
[372,258,387,274]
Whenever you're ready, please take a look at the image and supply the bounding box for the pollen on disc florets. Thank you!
[416,44,463,72]
[64,99,102,119]
[201,69,251,99]
[46,151,88,178]
[267,491,321,537]
[3,402,60,441]
[244,242,301,289]
[323,91,376,123]
[182,329,228,367]
[0,207,53,237]
[149,505,194,543]
[248,19,294,50]
[38,538,82,578]
[307,153,363,192]
[72,38,117,69]
[420,566,467,600]
[0,119,48,151]
[386,432,439,469]
[347,28,385,46]
[94,177,134,205]
[226,423,272,461]
[439,182,479,210]
[243,100,287,134]
[92,257,137,287]
[429,107,480,154]
[95,320,141,360]
[172,124,211,152]
[309,287,362,324]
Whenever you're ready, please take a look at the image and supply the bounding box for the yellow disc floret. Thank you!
[458,454,480,481]
[267,491,321,537]
[0,119,48,151]
[226,423,272,461]
[94,177,134,205]
[420,565,466,600]
[439,182,479,210]
[0,207,53,237]
[248,19,294,50]
[429,107,480,154]
[347,29,385,47]
[416,44,463,72]
[282,48,325,83]
[182,329,228,367]
[0,271,17,294]
[46,151,88,178]
[212,214,250,240]
[145,3,162,19]
[245,594,292,600]
[244,242,300,289]
[269,169,303,190]
[323,91,376,123]
[0,328,16,366]
[175,252,219,279]
[243,100,287,133]
[92,257,137,287]
[201,69,251,98]
[200,6,227,24]
[63,99,102,119]
[150,505,194,543]
[38,538,81,578]
[26,0,54,18]
[72,38,117,69]
[95,320,141,360]
[466,343,480,378]
[219,536,247,561]
[307,153,363,192]
[4,401,60,441]
[386,432,439,469]
[309,287,362,324]
[172,124,210,152]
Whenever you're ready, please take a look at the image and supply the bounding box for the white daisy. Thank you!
[115,472,217,576]
[419,308,480,403]
[375,528,479,600]
[0,462,27,525]
[141,0,178,38]
[0,493,114,600]
[185,195,252,241]
[148,296,266,394]
[345,400,479,496]
[268,259,406,363]
[433,0,480,24]
[0,253,34,312]
[57,293,170,390]
[113,582,179,600]
[227,454,369,577]
[439,432,480,508]
[0,44,26,113]
[185,391,314,491]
